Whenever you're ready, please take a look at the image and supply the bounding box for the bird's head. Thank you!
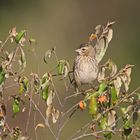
[75,43,95,57]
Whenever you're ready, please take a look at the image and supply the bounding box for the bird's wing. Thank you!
[94,21,114,63]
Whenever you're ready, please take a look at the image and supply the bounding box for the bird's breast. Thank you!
[75,56,98,84]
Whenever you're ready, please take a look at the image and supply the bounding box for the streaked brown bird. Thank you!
[73,21,114,90]
[73,43,98,88]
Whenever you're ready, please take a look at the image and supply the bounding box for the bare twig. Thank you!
[51,80,63,107]
[25,77,34,134]
[26,94,57,139]
[0,35,10,51]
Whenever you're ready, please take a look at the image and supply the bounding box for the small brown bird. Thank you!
[73,43,98,88]
[73,22,114,90]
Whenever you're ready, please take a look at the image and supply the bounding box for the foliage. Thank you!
[0,23,140,140]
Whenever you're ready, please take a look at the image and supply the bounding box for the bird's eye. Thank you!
[82,48,86,51]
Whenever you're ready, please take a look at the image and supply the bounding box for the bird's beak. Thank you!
[75,49,81,53]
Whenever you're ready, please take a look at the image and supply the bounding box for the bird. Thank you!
[73,43,98,90]
[73,21,114,91]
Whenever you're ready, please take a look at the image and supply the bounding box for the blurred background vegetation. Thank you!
[0,0,140,140]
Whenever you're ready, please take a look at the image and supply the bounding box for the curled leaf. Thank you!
[44,48,55,64]
[95,24,102,35]
[41,72,50,89]
[32,73,41,92]
[57,60,70,77]
[47,90,55,106]
[120,65,133,92]
[94,22,114,63]
[35,123,45,130]
[113,77,122,96]
[52,107,60,124]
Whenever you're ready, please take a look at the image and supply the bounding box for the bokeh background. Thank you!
[0,0,140,140]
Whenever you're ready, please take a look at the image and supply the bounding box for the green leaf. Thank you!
[42,86,49,101]
[12,99,20,118]
[15,30,26,44]
[110,86,118,104]
[57,60,70,77]
[98,82,107,94]
[57,60,65,75]
[0,67,6,85]
[88,96,97,116]
[99,116,107,130]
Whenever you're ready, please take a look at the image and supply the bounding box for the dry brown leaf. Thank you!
[46,105,52,119]
[113,76,122,96]
[107,28,113,43]
[47,90,55,106]
[35,123,45,130]
[95,24,102,35]
[9,27,17,37]
[52,107,60,124]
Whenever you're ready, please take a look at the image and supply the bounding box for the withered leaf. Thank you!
[47,90,55,106]
[35,123,45,130]
[52,107,60,124]
[95,24,102,35]
[113,76,122,96]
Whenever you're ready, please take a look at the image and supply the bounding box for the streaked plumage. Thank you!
[73,43,98,87]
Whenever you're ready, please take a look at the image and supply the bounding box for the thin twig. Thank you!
[34,95,40,140]
[26,94,57,139]
[51,80,63,107]
[25,78,34,133]
[71,133,103,140]
[0,35,10,51]
[62,103,78,118]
